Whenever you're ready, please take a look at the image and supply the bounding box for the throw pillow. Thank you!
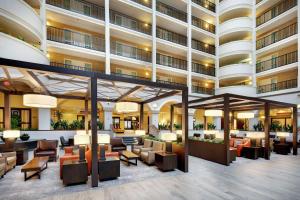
[234,139,242,147]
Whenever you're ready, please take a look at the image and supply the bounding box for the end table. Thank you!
[62,160,88,186]
[98,157,120,181]
[16,148,29,165]
[155,152,177,171]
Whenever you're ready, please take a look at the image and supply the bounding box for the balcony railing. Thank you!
[256,0,297,26]
[192,16,215,34]
[192,85,214,95]
[156,1,187,22]
[46,0,104,20]
[129,0,152,8]
[256,23,297,50]
[111,41,152,62]
[47,26,105,51]
[156,27,187,46]
[157,79,186,86]
[110,10,152,35]
[111,72,150,80]
[192,0,216,12]
[257,79,297,93]
[156,53,187,70]
[192,39,215,55]
[50,61,105,73]
[192,62,215,76]
[256,51,298,73]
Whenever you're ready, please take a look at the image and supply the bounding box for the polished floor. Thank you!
[1,152,300,200]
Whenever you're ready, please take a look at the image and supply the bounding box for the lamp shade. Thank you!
[176,130,182,135]
[276,132,290,137]
[230,130,239,134]
[237,112,254,119]
[246,132,265,138]
[204,109,222,117]
[23,94,57,108]
[76,130,88,135]
[135,130,145,136]
[97,134,110,144]
[115,102,138,113]
[161,133,177,142]
[74,134,90,145]
[3,130,20,138]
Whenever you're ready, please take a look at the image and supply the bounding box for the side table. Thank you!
[98,157,120,181]
[16,148,29,165]
[62,160,88,186]
[242,146,261,159]
[274,143,291,155]
[155,152,177,171]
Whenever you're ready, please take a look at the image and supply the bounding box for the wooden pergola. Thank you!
[0,57,189,187]
[174,93,298,166]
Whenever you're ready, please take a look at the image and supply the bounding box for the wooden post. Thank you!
[223,95,230,166]
[264,103,270,160]
[4,93,11,130]
[231,111,234,130]
[170,105,174,132]
[181,88,188,172]
[204,116,207,130]
[84,99,89,133]
[90,76,98,187]
[140,103,144,129]
[293,106,298,155]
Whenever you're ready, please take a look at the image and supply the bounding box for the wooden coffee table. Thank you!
[120,151,139,166]
[21,156,49,181]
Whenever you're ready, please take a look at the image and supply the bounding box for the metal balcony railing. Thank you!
[111,72,150,80]
[156,27,187,46]
[192,62,215,76]
[192,85,214,95]
[157,79,186,86]
[256,0,297,26]
[156,1,187,22]
[192,39,215,55]
[156,53,187,70]
[129,0,152,8]
[50,61,105,73]
[110,41,152,62]
[192,16,215,34]
[47,26,105,51]
[110,10,152,35]
[256,23,297,50]
[46,0,104,20]
[256,51,298,73]
[257,79,298,93]
[192,0,216,12]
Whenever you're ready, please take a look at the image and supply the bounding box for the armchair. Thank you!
[34,140,58,162]
[110,138,127,153]
[0,152,17,173]
[237,138,251,157]
[140,141,165,165]
[0,157,5,178]
[132,139,153,156]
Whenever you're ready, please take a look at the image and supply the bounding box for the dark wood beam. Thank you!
[140,103,144,129]
[264,102,270,160]
[181,88,188,172]
[223,94,230,166]
[4,92,10,129]
[84,99,89,132]
[170,105,174,132]
[143,90,180,104]
[188,94,225,104]
[116,86,143,102]
[293,106,298,155]
[28,71,50,95]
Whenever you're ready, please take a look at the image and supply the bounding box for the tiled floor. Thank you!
[1,151,300,200]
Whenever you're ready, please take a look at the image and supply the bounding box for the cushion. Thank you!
[152,141,163,151]
[144,139,152,148]
[6,157,16,165]
[110,138,123,146]
[140,152,148,159]
[64,147,73,154]
[39,140,57,150]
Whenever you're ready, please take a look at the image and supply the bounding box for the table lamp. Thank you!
[161,133,177,153]
[3,130,20,151]
[276,132,290,143]
[135,130,145,136]
[74,134,90,162]
[98,134,110,160]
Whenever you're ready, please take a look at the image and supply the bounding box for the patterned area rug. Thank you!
[0,152,182,200]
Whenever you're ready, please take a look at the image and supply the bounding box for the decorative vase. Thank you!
[20,134,30,141]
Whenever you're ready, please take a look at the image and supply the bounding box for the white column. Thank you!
[104,109,113,131]
[252,0,257,88]
[105,0,110,74]
[298,0,300,88]
[215,1,220,91]
[188,109,195,131]
[187,0,192,94]
[40,0,47,54]
[152,0,157,82]
[214,117,221,130]
[150,111,159,128]
[38,108,51,130]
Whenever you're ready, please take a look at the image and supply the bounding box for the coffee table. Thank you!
[120,150,138,166]
[21,156,49,181]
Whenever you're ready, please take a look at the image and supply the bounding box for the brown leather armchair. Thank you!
[110,138,127,154]
[34,140,58,162]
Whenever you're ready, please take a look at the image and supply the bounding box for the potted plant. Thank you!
[20,133,30,141]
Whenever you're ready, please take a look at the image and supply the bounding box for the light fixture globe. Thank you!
[237,112,254,119]
[23,94,57,108]
[115,102,138,113]
[204,109,222,117]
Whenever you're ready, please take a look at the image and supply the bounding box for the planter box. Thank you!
[188,139,227,165]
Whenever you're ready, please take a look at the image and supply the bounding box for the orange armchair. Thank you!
[237,139,251,157]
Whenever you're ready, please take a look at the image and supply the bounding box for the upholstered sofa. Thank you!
[34,140,58,162]
[59,145,119,179]
[230,138,251,157]
[0,152,17,176]
[110,138,127,153]
[0,157,5,178]
[132,139,153,156]
[140,141,165,165]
